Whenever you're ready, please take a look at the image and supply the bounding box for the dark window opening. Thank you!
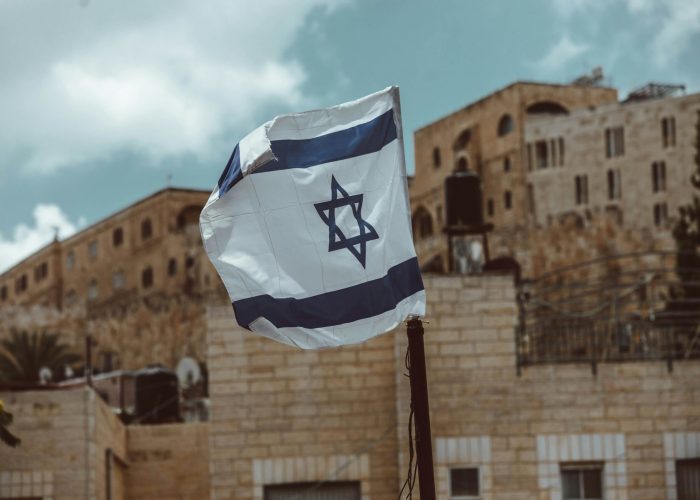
[605,127,625,158]
[142,266,154,288]
[654,203,668,226]
[436,204,443,228]
[504,157,511,172]
[662,116,677,148]
[433,147,441,168]
[141,218,153,240]
[113,227,123,247]
[1,285,7,301]
[676,458,700,500]
[559,137,565,165]
[526,101,569,115]
[456,157,468,172]
[487,198,495,217]
[15,274,28,294]
[412,207,434,240]
[535,140,549,168]
[607,169,621,200]
[551,138,558,166]
[504,191,512,210]
[168,258,178,276]
[575,175,589,205]
[264,481,360,500]
[450,467,480,497]
[527,143,533,171]
[34,262,48,283]
[497,114,514,136]
[561,463,603,500]
[652,161,667,192]
[186,256,195,268]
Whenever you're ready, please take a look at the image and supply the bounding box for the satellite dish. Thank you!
[176,357,201,387]
[39,366,52,384]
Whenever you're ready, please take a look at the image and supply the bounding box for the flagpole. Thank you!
[406,317,436,499]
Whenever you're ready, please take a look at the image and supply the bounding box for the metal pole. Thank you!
[406,317,436,499]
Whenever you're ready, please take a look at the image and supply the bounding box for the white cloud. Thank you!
[0,205,82,273]
[547,0,700,68]
[0,0,347,174]
[533,35,590,72]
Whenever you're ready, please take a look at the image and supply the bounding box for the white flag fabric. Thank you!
[200,86,425,349]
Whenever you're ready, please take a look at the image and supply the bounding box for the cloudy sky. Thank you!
[1,0,699,271]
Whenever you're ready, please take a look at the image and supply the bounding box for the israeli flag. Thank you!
[200,87,425,349]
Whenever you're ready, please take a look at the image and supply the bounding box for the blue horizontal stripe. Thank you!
[217,143,242,197]
[255,108,397,174]
[233,257,423,330]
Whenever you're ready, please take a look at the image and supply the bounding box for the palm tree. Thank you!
[0,400,20,447]
[0,330,81,382]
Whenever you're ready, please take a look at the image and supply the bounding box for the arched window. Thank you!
[456,157,469,172]
[412,207,434,240]
[432,147,441,168]
[453,129,471,151]
[526,101,569,116]
[168,258,178,276]
[141,218,153,240]
[497,114,514,136]
[142,266,153,288]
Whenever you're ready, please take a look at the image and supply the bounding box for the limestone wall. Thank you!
[125,423,210,500]
[208,273,700,499]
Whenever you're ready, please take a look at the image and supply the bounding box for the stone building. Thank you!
[0,188,224,371]
[206,272,700,500]
[410,80,699,277]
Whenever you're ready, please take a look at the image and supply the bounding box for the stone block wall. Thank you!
[125,423,210,500]
[208,272,700,499]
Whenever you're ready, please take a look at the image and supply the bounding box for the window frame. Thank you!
[560,462,604,500]
[141,218,153,241]
[113,227,124,247]
[449,466,481,499]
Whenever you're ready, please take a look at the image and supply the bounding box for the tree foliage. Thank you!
[0,330,81,382]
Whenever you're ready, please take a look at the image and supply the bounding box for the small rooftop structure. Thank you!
[624,82,686,103]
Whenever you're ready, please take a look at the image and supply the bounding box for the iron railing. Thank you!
[516,251,700,372]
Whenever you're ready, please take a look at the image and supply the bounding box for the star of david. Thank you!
[314,175,379,268]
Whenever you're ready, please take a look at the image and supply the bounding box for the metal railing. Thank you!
[516,250,700,372]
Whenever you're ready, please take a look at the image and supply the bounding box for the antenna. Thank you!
[176,357,202,388]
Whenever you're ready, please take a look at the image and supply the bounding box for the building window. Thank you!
[66,251,75,270]
[433,147,441,168]
[605,127,625,158]
[34,262,48,282]
[607,169,622,200]
[503,156,511,172]
[436,204,443,228]
[575,175,589,205]
[168,258,178,277]
[113,271,125,290]
[412,207,434,239]
[88,240,98,259]
[662,116,676,148]
[487,198,495,217]
[504,190,512,210]
[264,481,360,500]
[676,458,700,500]
[142,266,154,288]
[550,138,558,166]
[450,467,480,498]
[561,463,603,500]
[456,157,468,172]
[527,143,533,171]
[654,203,668,226]
[141,218,153,240]
[497,114,514,136]
[0,285,7,301]
[652,161,667,192]
[88,280,99,301]
[113,227,124,247]
[15,274,27,294]
[559,137,565,165]
[535,140,549,168]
